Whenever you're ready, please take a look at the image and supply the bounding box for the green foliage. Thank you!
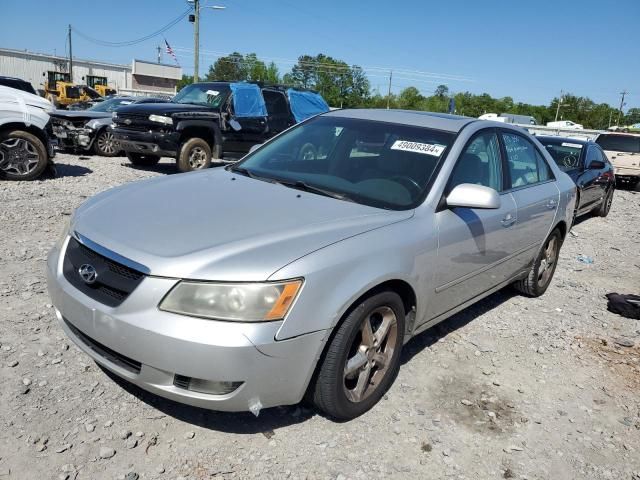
[176,75,193,91]
[201,52,635,127]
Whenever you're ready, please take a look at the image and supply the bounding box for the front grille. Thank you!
[173,374,191,389]
[114,113,159,132]
[64,317,142,374]
[63,237,145,307]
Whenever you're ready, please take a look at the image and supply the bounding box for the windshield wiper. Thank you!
[273,178,356,202]
[226,165,256,178]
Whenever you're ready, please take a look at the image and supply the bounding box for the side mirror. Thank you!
[588,160,605,170]
[446,184,501,209]
[249,143,262,153]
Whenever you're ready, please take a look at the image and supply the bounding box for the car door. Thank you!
[429,129,522,319]
[262,89,294,137]
[500,130,559,254]
[224,83,268,154]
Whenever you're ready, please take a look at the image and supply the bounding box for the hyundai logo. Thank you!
[78,264,98,284]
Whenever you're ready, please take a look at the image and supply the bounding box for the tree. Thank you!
[434,84,449,98]
[176,75,193,91]
[398,87,424,110]
[206,52,247,81]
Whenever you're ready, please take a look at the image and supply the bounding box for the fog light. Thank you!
[173,374,242,395]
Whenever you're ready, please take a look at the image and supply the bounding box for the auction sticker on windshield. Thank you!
[391,140,445,157]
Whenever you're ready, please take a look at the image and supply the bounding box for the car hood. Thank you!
[0,85,53,113]
[50,110,112,121]
[72,169,413,281]
[116,102,215,115]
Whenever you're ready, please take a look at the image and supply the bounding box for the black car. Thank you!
[0,76,37,95]
[111,82,330,172]
[51,96,168,156]
[538,136,615,220]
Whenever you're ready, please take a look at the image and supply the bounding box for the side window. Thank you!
[449,131,503,192]
[262,90,289,117]
[502,132,548,188]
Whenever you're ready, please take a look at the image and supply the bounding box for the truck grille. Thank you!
[63,237,145,307]
[114,113,158,131]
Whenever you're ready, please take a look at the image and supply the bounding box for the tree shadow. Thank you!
[97,288,519,432]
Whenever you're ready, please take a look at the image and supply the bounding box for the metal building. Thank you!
[0,47,182,96]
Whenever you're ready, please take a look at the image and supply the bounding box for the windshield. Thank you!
[542,140,584,172]
[172,83,228,107]
[89,97,134,112]
[233,116,454,210]
[596,134,640,153]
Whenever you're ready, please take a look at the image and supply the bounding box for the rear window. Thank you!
[542,141,583,172]
[596,135,640,153]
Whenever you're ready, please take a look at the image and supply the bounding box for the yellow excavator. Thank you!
[42,71,98,109]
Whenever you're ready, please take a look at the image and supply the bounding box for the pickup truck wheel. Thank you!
[0,130,49,181]
[311,291,404,420]
[513,229,562,297]
[177,138,212,173]
[126,152,160,167]
[93,129,119,157]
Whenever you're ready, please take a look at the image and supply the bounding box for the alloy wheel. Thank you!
[343,306,398,403]
[0,137,41,176]
[97,131,116,155]
[188,147,207,169]
[537,236,558,287]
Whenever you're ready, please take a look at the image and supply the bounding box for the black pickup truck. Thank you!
[112,82,330,172]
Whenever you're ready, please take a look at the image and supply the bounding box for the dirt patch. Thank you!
[579,336,640,390]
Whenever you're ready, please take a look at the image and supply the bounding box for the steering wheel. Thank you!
[562,154,579,169]
[389,175,421,196]
[298,143,317,161]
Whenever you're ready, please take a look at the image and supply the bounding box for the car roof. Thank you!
[0,76,29,82]
[325,109,476,133]
[536,135,593,145]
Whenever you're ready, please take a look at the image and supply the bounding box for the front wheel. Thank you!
[513,229,563,297]
[126,152,160,167]
[177,138,212,173]
[311,291,405,420]
[93,129,119,157]
[0,130,49,181]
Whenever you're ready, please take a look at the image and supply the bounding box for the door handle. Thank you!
[501,213,516,227]
[546,199,557,209]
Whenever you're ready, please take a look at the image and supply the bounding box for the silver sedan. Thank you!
[47,109,576,420]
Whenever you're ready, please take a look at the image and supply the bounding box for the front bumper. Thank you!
[112,128,179,157]
[46,237,327,412]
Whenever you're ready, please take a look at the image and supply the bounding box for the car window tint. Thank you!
[449,131,502,192]
[502,132,545,188]
[535,149,553,181]
[596,135,640,153]
[262,90,289,117]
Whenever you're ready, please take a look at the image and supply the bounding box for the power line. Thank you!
[72,8,191,47]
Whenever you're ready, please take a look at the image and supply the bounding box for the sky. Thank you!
[1,0,638,109]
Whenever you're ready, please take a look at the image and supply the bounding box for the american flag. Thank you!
[164,39,179,65]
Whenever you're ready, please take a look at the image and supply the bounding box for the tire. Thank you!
[177,137,212,173]
[0,130,49,181]
[93,129,119,157]
[311,291,405,421]
[47,94,59,109]
[595,188,614,217]
[126,152,160,167]
[513,229,563,297]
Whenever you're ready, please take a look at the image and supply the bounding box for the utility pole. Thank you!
[157,45,161,64]
[617,90,628,126]
[68,24,73,81]
[386,70,392,109]
[554,90,563,122]
[193,0,200,83]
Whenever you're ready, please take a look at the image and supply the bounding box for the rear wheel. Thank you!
[311,291,405,420]
[595,188,614,217]
[46,94,59,109]
[514,229,562,297]
[0,130,49,181]
[93,129,119,157]
[126,152,160,167]
[177,137,212,173]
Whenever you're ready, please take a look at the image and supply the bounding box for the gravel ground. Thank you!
[1,153,639,480]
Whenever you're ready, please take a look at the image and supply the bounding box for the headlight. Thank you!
[56,211,74,249]
[159,280,303,322]
[148,114,173,125]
